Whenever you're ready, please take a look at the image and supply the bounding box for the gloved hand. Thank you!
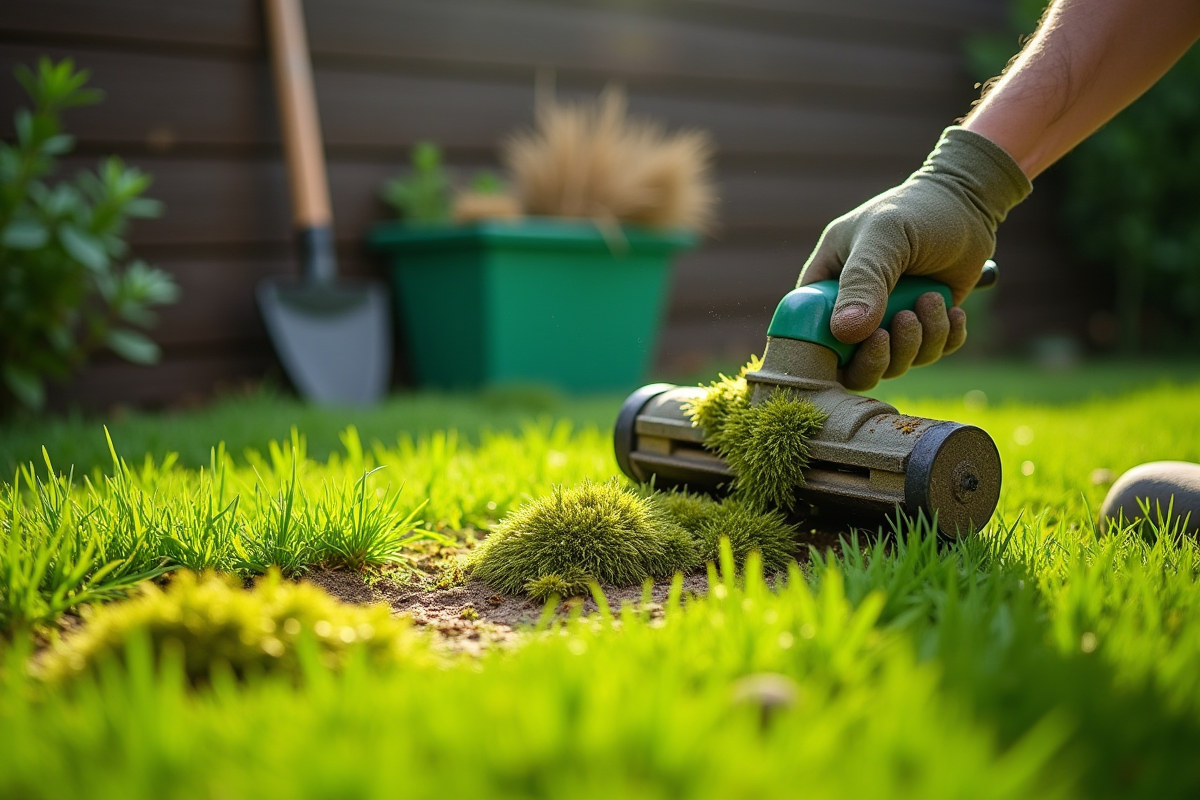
[799,126,1031,390]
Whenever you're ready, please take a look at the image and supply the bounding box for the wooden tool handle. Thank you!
[264,0,331,230]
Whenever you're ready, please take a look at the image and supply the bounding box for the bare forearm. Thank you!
[964,0,1200,179]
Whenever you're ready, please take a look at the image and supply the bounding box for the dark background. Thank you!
[0,0,1094,408]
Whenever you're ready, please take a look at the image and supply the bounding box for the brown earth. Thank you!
[303,566,713,654]
[302,520,855,653]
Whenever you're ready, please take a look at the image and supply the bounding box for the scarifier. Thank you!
[615,263,1002,537]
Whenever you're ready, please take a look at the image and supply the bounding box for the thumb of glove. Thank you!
[830,235,905,344]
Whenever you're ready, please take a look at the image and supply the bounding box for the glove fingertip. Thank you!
[830,302,884,344]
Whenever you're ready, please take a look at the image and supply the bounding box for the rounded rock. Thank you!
[1100,461,1200,536]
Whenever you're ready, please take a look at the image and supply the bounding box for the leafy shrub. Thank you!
[685,357,827,511]
[37,570,421,685]
[966,3,1200,352]
[0,58,179,410]
[471,479,698,597]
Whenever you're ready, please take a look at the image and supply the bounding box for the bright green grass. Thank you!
[2,375,1200,797]
[0,421,613,630]
[6,359,1199,475]
[0,385,625,474]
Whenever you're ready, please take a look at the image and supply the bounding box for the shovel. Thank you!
[257,0,391,405]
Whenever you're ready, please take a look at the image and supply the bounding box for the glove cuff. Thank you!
[921,126,1033,227]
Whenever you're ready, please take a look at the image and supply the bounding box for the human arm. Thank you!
[966,0,1200,179]
[801,0,1200,390]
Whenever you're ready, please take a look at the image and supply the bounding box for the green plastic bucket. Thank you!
[369,219,696,391]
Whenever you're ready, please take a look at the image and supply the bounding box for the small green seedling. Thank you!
[380,141,452,224]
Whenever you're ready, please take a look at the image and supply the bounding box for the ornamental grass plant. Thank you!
[504,86,716,232]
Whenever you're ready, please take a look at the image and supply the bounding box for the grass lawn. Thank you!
[2,360,1200,798]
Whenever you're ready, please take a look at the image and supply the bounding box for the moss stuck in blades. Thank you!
[686,357,827,512]
[470,480,699,598]
[37,571,422,685]
[684,355,759,446]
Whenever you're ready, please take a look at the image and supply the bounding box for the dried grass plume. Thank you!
[503,87,716,232]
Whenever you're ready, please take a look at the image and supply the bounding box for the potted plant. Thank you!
[369,89,713,392]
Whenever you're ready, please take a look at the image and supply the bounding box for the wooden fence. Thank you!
[0,0,1096,408]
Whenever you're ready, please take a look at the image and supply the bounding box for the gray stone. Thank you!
[1100,461,1200,536]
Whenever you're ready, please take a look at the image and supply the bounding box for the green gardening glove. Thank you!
[799,126,1032,390]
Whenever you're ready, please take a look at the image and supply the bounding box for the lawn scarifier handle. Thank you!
[768,260,998,366]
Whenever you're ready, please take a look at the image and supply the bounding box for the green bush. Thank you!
[966,4,1200,352]
[0,59,179,411]
[37,570,422,685]
[471,479,698,597]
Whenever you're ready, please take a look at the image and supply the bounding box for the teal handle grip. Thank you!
[767,277,952,367]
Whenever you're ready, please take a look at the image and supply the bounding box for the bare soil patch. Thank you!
[302,520,856,653]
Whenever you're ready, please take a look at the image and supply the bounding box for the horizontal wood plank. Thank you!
[46,349,276,411]
[143,249,382,348]
[0,43,944,161]
[48,154,902,247]
[2,0,990,103]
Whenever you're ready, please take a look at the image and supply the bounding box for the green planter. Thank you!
[369,219,696,392]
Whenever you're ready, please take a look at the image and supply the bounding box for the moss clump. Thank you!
[655,490,799,573]
[38,571,420,685]
[690,499,799,573]
[655,489,723,532]
[686,358,827,512]
[471,480,698,597]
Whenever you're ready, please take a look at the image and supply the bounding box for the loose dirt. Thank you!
[303,521,853,653]
[304,566,712,654]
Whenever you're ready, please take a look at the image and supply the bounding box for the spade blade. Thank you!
[257,278,391,405]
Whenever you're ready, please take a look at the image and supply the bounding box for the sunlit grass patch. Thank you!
[36,570,423,685]
[2,379,1200,798]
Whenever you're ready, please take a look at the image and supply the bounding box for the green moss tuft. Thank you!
[471,480,698,595]
[654,489,722,532]
[655,490,799,573]
[689,498,799,573]
[720,390,827,511]
[525,569,593,602]
[686,358,827,512]
[38,571,420,685]
[683,355,760,444]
